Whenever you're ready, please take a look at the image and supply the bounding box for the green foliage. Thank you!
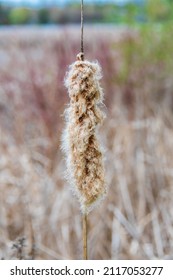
[114,22,173,85]
[8,8,30,24]
[1,1,173,25]
[145,0,173,22]
[0,5,10,24]
[102,5,119,23]
[38,8,50,24]
[123,3,139,24]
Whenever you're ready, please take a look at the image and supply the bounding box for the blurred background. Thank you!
[1,0,173,260]
[1,0,173,25]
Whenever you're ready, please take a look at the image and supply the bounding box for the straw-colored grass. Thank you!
[1,26,173,259]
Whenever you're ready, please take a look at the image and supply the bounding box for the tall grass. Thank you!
[1,25,173,259]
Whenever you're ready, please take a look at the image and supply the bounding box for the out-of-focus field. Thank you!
[1,25,173,260]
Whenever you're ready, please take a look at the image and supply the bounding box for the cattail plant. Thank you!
[62,0,106,259]
[63,54,106,212]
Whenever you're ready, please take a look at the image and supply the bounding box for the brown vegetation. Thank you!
[0,26,173,259]
[63,57,106,213]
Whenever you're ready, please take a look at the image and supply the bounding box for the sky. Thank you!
[0,0,136,6]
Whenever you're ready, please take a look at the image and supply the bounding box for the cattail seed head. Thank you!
[62,54,106,213]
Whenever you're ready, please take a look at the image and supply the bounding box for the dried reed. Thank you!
[62,52,107,259]
[2,27,173,260]
[62,54,106,214]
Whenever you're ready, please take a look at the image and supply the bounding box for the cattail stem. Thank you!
[81,0,84,56]
[83,213,88,260]
[62,0,106,263]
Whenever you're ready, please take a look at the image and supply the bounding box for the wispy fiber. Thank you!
[62,54,106,213]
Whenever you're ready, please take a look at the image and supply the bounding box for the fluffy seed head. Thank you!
[62,55,106,213]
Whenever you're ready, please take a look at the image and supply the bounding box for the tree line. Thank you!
[0,1,173,25]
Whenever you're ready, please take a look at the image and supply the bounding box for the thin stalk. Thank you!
[81,0,84,60]
[83,213,88,260]
[81,0,87,260]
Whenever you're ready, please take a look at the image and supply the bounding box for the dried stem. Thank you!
[63,0,106,261]
[83,213,88,260]
[81,0,87,261]
[81,0,84,56]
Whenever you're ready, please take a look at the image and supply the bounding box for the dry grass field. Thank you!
[1,25,173,259]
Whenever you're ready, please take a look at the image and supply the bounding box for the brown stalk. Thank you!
[83,213,88,260]
[81,0,84,56]
[81,0,87,261]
